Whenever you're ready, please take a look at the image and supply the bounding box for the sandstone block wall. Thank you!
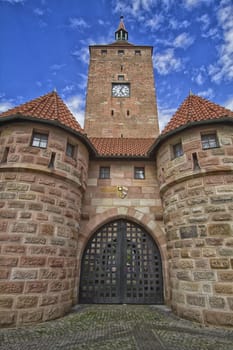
[84,45,159,138]
[82,160,162,218]
[0,122,89,327]
[156,124,233,327]
[78,159,168,300]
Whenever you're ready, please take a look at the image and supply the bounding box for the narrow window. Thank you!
[81,166,85,184]
[120,65,123,72]
[48,152,56,169]
[1,147,9,163]
[192,152,200,170]
[66,142,75,158]
[135,50,141,55]
[134,167,145,179]
[101,49,107,55]
[118,50,124,55]
[173,142,183,158]
[201,133,219,150]
[118,75,124,81]
[99,166,110,179]
[31,132,48,148]
[111,110,114,116]
[127,110,130,116]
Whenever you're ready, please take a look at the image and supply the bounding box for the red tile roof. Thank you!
[90,137,154,157]
[0,91,83,133]
[162,94,233,134]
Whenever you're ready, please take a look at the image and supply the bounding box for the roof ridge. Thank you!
[90,137,154,157]
[53,91,59,120]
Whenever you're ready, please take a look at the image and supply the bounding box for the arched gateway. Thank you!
[79,219,163,304]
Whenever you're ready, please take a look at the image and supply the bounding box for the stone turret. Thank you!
[155,94,233,326]
[0,92,92,327]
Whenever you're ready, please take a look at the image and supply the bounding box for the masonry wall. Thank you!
[77,159,169,301]
[0,122,89,327]
[156,124,233,327]
[84,45,159,138]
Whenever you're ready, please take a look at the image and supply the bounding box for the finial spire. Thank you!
[115,16,128,41]
[189,89,193,96]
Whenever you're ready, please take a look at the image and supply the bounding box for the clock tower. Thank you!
[84,17,159,138]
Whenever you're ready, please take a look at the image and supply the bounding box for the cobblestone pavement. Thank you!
[1,305,233,350]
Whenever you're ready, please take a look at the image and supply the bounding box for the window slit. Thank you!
[2,147,9,163]
[48,152,56,169]
[192,152,200,170]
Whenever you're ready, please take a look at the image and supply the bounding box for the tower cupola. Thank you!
[115,16,128,41]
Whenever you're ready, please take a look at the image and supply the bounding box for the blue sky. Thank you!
[0,0,233,131]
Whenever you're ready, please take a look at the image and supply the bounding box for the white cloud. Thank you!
[173,32,194,49]
[183,0,212,9]
[62,84,75,94]
[50,63,66,71]
[198,88,215,99]
[192,66,207,86]
[154,49,182,75]
[1,0,25,3]
[77,73,88,90]
[202,27,219,39]
[194,72,205,85]
[50,64,66,76]
[158,105,177,131]
[72,47,89,65]
[225,96,233,110]
[145,14,164,31]
[34,8,44,16]
[197,14,210,31]
[69,17,90,30]
[65,94,85,127]
[0,101,14,112]
[113,0,154,18]
[169,19,190,30]
[208,0,233,83]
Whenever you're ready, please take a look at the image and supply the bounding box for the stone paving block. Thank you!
[0,305,233,350]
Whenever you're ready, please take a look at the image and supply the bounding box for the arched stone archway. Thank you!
[79,219,164,304]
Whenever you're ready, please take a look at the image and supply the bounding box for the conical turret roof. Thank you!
[162,94,233,134]
[0,91,83,133]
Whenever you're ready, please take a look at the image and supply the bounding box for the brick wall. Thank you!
[156,124,233,326]
[0,122,89,327]
[84,45,159,138]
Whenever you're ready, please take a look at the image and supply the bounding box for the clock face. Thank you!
[112,84,130,97]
